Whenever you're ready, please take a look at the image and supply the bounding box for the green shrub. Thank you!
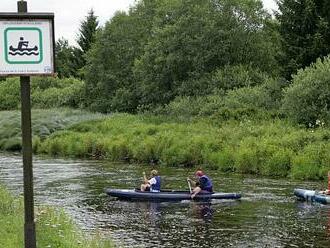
[211,64,270,91]
[0,78,20,110]
[282,56,330,126]
[111,87,138,113]
[0,77,84,111]
[290,143,329,180]
[206,149,235,172]
[3,110,330,180]
[32,77,84,108]
[107,138,131,161]
[262,149,293,177]
[234,138,261,174]
[291,154,321,180]
[152,96,206,118]
[223,86,269,110]
[3,137,22,151]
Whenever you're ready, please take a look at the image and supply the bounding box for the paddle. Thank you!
[187,178,192,193]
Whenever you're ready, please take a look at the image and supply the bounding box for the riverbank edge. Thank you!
[0,185,114,248]
[1,110,329,181]
[33,113,330,181]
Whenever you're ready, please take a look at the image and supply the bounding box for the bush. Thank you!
[0,78,20,110]
[262,149,293,177]
[151,80,281,121]
[32,77,84,108]
[0,77,84,111]
[290,143,329,180]
[153,96,207,119]
[3,137,22,151]
[282,56,330,126]
[206,148,235,172]
[224,86,269,110]
[211,64,270,91]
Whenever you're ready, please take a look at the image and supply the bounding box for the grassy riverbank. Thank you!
[0,110,329,180]
[0,109,104,151]
[35,113,330,180]
[0,185,113,248]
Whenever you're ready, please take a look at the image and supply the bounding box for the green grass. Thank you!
[0,185,114,248]
[36,113,330,180]
[1,109,330,180]
[0,108,105,151]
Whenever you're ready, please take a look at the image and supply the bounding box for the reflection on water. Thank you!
[190,202,214,221]
[327,210,330,237]
[0,154,330,247]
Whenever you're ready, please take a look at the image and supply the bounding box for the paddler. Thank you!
[188,170,213,199]
[140,169,161,192]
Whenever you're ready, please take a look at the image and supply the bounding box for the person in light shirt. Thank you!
[140,169,161,192]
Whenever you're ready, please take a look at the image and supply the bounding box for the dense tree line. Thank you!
[277,0,330,79]
[81,0,280,112]
[49,0,330,125]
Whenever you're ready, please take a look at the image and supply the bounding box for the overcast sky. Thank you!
[1,0,278,45]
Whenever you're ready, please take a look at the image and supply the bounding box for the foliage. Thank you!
[0,109,105,151]
[32,77,85,108]
[282,56,330,126]
[0,78,20,110]
[83,0,157,113]
[210,65,271,92]
[0,185,114,247]
[77,9,99,54]
[290,143,330,180]
[276,0,330,78]
[83,0,280,112]
[76,9,99,78]
[17,111,329,180]
[151,72,284,121]
[0,77,85,111]
[55,38,80,78]
[134,0,279,107]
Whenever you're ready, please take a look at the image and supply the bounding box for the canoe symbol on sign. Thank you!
[9,37,39,56]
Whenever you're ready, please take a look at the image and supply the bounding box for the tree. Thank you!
[282,56,330,126]
[83,1,159,112]
[276,0,330,79]
[76,9,99,77]
[134,0,279,107]
[55,38,79,78]
[83,0,280,112]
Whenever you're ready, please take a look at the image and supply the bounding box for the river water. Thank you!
[0,153,329,247]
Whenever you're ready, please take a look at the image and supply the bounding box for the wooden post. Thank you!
[18,1,37,248]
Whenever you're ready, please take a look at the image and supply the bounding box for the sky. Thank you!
[1,0,278,45]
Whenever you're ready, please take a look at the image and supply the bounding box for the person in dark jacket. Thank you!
[140,169,161,192]
[188,170,213,199]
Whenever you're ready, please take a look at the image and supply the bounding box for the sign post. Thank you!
[0,1,55,247]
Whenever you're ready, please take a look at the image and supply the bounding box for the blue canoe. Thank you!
[105,189,241,201]
[294,188,330,204]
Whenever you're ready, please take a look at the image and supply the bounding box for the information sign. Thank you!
[0,14,54,75]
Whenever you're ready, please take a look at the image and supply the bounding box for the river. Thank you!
[0,153,329,247]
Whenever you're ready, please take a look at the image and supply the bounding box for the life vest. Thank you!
[151,176,161,192]
[200,175,213,192]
